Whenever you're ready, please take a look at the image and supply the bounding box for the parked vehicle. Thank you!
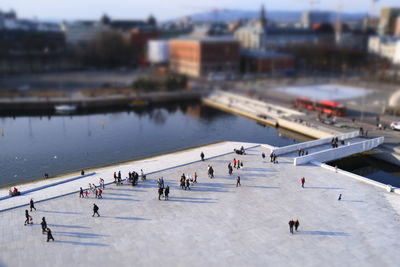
[390,121,400,130]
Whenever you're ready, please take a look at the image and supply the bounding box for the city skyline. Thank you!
[2,0,400,21]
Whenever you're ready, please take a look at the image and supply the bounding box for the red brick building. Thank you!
[169,37,240,77]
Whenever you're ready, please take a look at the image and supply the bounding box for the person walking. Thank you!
[338,194,342,201]
[98,188,103,199]
[236,176,241,187]
[208,165,214,178]
[30,198,36,212]
[158,187,164,200]
[92,203,100,217]
[301,177,305,188]
[185,179,191,190]
[228,164,233,175]
[79,187,84,198]
[40,217,47,234]
[200,152,205,161]
[294,220,300,231]
[24,210,31,226]
[46,227,55,242]
[95,187,98,198]
[164,185,170,200]
[288,219,294,234]
[233,158,237,168]
[262,153,265,160]
[193,172,198,183]
[237,160,240,169]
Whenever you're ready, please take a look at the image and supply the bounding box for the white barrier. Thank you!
[294,137,384,166]
[273,131,359,156]
[313,161,390,191]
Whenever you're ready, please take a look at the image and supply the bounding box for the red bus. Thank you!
[293,97,314,110]
[315,100,346,116]
[293,98,346,117]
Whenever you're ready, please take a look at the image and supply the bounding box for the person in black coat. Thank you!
[79,187,84,198]
[288,220,294,234]
[92,203,100,217]
[200,152,205,161]
[164,186,170,200]
[24,210,31,225]
[30,198,36,212]
[46,228,54,242]
[41,217,47,234]
[158,187,164,200]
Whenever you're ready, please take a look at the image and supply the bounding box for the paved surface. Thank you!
[0,142,262,211]
[1,145,400,267]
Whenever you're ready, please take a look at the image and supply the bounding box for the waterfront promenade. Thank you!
[1,141,400,266]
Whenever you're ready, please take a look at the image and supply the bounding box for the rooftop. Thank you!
[1,141,399,266]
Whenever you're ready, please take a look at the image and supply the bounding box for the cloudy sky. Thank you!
[2,0,400,20]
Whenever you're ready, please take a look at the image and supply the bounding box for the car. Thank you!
[390,121,400,130]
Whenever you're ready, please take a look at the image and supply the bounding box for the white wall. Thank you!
[293,137,384,165]
[273,131,359,156]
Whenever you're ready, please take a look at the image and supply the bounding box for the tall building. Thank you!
[169,36,240,77]
[301,11,331,29]
[61,21,109,46]
[378,7,400,36]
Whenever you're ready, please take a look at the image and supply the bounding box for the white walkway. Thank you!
[1,144,400,267]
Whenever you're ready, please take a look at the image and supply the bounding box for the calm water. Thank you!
[328,155,400,187]
[0,102,298,187]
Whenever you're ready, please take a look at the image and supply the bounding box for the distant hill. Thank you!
[168,9,368,24]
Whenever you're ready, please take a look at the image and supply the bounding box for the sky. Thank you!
[2,0,400,21]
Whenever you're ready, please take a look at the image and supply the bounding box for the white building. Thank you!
[61,21,109,46]
[368,36,400,64]
[148,40,169,64]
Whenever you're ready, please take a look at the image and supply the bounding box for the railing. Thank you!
[293,137,384,166]
[273,131,359,156]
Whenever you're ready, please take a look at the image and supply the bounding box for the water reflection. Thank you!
[0,102,297,187]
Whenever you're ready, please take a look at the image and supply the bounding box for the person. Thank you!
[30,198,36,212]
[233,158,237,168]
[200,152,205,161]
[44,173,49,178]
[301,177,305,188]
[240,146,245,154]
[46,227,54,242]
[193,172,198,183]
[185,179,191,190]
[294,220,300,231]
[262,152,265,160]
[81,170,85,176]
[270,153,274,162]
[180,175,186,189]
[158,187,164,200]
[24,210,32,225]
[98,188,103,199]
[338,194,342,201]
[228,164,233,175]
[79,187,84,198]
[84,190,89,198]
[208,165,214,178]
[95,187,98,198]
[236,176,241,187]
[141,169,146,181]
[237,160,240,169]
[92,203,100,217]
[289,219,294,234]
[164,185,170,200]
[41,217,47,234]
[114,172,117,183]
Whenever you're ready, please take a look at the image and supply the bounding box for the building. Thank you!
[368,36,400,64]
[301,11,331,29]
[130,26,160,65]
[395,17,400,36]
[234,6,332,51]
[378,7,400,36]
[61,21,109,46]
[241,49,294,73]
[148,40,169,64]
[169,36,240,77]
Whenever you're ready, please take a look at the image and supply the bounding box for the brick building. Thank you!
[169,37,240,77]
